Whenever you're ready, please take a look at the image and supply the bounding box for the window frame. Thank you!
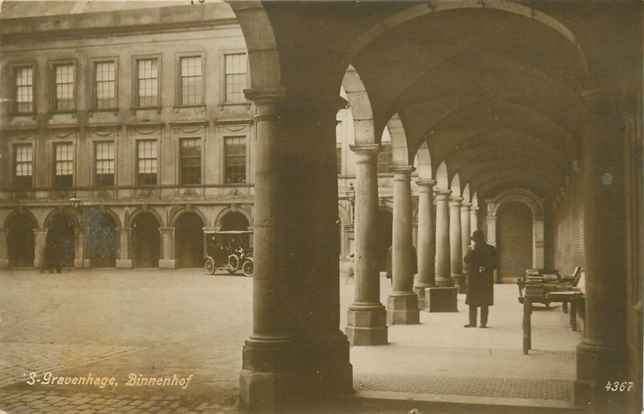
[52,141,75,190]
[94,140,116,188]
[13,143,34,190]
[179,137,203,186]
[223,135,247,185]
[176,52,205,107]
[132,54,162,109]
[90,57,119,112]
[11,63,36,115]
[222,50,249,104]
[48,59,78,113]
[135,139,159,187]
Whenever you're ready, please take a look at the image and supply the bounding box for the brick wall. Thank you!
[552,172,585,277]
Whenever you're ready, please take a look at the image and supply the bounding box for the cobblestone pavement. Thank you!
[0,268,580,413]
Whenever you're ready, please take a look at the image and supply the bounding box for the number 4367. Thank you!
[605,381,634,392]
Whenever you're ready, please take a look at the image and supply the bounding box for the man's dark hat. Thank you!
[471,230,485,242]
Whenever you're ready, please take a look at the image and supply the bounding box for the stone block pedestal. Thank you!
[115,259,133,268]
[426,287,458,312]
[346,305,388,345]
[158,259,176,269]
[387,293,419,324]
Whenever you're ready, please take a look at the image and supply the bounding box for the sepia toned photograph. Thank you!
[0,0,642,413]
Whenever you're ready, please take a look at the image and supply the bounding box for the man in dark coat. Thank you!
[463,230,497,328]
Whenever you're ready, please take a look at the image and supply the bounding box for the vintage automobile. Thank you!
[203,230,254,277]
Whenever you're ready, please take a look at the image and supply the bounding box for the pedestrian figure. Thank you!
[463,230,497,328]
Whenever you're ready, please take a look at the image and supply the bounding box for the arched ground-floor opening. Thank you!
[46,213,76,268]
[219,211,249,231]
[87,209,119,268]
[132,213,160,268]
[7,213,36,267]
[497,202,533,282]
[175,212,204,268]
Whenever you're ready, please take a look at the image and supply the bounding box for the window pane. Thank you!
[180,138,201,185]
[137,59,158,107]
[137,140,158,185]
[224,53,247,103]
[95,62,116,109]
[54,143,73,188]
[95,142,115,186]
[15,67,33,113]
[14,144,33,189]
[224,136,246,184]
[55,64,75,111]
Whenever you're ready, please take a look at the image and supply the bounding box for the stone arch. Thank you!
[130,209,162,268]
[169,205,208,229]
[5,208,39,267]
[450,173,461,198]
[174,209,206,268]
[215,206,252,231]
[86,206,120,268]
[126,206,165,230]
[435,161,449,191]
[348,1,589,78]
[43,207,79,267]
[486,188,545,270]
[87,206,121,230]
[462,183,471,204]
[4,207,39,230]
[342,65,376,145]
[387,113,411,166]
[43,207,80,232]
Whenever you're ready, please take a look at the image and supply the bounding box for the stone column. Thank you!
[461,202,472,260]
[486,200,497,246]
[449,196,465,293]
[426,189,457,311]
[414,179,436,305]
[346,144,387,345]
[73,229,90,268]
[470,205,479,232]
[574,91,627,412]
[158,227,176,269]
[239,90,352,410]
[0,228,8,268]
[387,165,419,324]
[116,227,133,268]
[33,229,47,269]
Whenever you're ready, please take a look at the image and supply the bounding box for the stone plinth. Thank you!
[387,292,419,324]
[346,304,388,345]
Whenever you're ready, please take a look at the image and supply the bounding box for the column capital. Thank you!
[461,201,472,209]
[350,144,380,163]
[390,165,414,177]
[415,178,436,188]
[159,226,175,233]
[244,87,287,104]
[433,188,451,200]
[449,196,463,206]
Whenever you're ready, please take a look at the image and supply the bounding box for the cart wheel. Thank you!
[242,259,254,277]
[204,257,216,275]
[227,254,239,274]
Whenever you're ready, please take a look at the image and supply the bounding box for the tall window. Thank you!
[14,144,33,189]
[136,58,159,107]
[54,143,74,189]
[224,136,246,184]
[224,53,247,103]
[15,66,34,114]
[136,140,157,186]
[179,56,203,105]
[54,64,75,111]
[95,61,116,110]
[180,138,201,185]
[95,142,115,187]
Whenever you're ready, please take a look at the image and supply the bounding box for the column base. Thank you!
[158,259,176,269]
[346,304,388,345]
[387,292,419,325]
[74,259,91,268]
[0,259,8,269]
[452,273,466,293]
[575,340,626,412]
[425,287,458,312]
[414,283,435,309]
[115,259,133,268]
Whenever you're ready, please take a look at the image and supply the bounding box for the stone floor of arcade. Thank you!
[0,268,580,413]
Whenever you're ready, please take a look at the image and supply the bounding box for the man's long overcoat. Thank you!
[463,244,497,306]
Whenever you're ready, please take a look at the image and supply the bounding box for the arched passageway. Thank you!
[46,213,75,268]
[497,202,533,282]
[7,213,36,267]
[131,213,160,268]
[175,212,204,268]
[376,209,392,274]
[87,209,119,268]
[220,211,249,231]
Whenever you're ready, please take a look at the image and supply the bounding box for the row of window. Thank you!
[10,53,248,114]
[11,137,247,190]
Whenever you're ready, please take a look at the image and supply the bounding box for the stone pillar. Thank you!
[486,201,497,246]
[414,179,436,305]
[116,227,133,268]
[73,229,90,268]
[574,91,627,412]
[346,144,387,345]
[0,228,8,268]
[426,189,457,311]
[470,205,479,232]
[387,165,419,324]
[461,202,471,260]
[33,229,47,269]
[158,227,176,269]
[239,90,352,410]
[449,196,464,293]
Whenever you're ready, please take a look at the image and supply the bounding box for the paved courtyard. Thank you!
[0,268,581,413]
